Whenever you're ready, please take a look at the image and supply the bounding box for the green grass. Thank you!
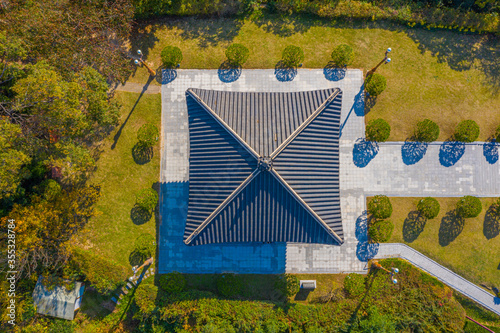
[76,91,161,268]
[128,15,500,140]
[386,197,500,288]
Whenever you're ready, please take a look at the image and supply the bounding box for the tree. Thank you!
[134,233,156,260]
[48,142,96,186]
[454,120,480,142]
[225,43,250,67]
[161,46,183,68]
[495,124,500,142]
[368,195,393,219]
[159,272,186,294]
[137,123,159,148]
[282,46,304,68]
[331,44,354,67]
[135,282,159,315]
[415,119,440,142]
[275,274,300,297]
[417,197,440,219]
[136,188,159,212]
[456,196,482,218]
[354,307,397,333]
[366,119,391,142]
[365,73,387,96]
[368,219,394,243]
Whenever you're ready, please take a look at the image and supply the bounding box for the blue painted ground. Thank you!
[158,182,286,274]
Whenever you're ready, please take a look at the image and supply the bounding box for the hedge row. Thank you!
[133,0,500,34]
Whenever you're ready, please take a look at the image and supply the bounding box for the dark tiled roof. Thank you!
[185,88,343,245]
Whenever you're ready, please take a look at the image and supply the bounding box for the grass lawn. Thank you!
[385,197,500,288]
[76,91,161,268]
[127,15,500,140]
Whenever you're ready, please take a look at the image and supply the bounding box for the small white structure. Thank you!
[32,276,85,320]
[299,280,317,290]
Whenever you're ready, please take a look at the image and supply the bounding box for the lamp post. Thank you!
[367,48,391,77]
[134,49,156,77]
[372,260,399,284]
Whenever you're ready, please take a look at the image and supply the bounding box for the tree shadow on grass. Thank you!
[439,141,466,167]
[401,140,428,165]
[218,60,242,83]
[483,204,500,240]
[132,143,153,165]
[364,95,377,114]
[129,249,148,267]
[483,139,499,165]
[353,138,379,168]
[294,289,312,301]
[274,60,297,82]
[130,205,152,225]
[439,210,465,246]
[403,211,427,243]
[323,62,346,81]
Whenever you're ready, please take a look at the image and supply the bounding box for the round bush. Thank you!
[368,195,393,219]
[344,273,366,298]
[134,233,156,259]
[134,282,158,314]
[456,196,482,218]
[282,45,304,68]
[225,43,249,66]
[366,119,391,142]
[454,120,479,142]
[41,179,61,200]
[159,271,186,294]
[415,119,440,142]
[331,44,354,67]
[275,274,300,297]
[137,123,159,148]
[365,73,387,97]
[495,124,500,142]
[161,46,183,68]
[217,273,243,298]
[417,197,440,219]
[368,219,394,243]
[136,188,158,211]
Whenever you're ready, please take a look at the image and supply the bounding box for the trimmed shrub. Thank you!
[275,274,300,297]
[136,188,158,211]
[368,219,394,243]
[454,120,479,142]
[225,43,249,66]
[415,119,440,142]
[161,46,183,68]
[368,195,393,219]
[70,247,128,294]
[135,282,158,314]
[331,44,354,67]
[217,273,243,298]
[366,119,390,142]
[495,124,500,142]
[282,45,304,68]
[417,197,440,219]
[365,73,386,97]
[134,233,156,259]
[456,196,482,218]
[159,271,186,294]
[344,273,366,298]
[137,123,159,148]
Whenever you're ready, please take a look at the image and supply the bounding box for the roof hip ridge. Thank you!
[270,88,341,160]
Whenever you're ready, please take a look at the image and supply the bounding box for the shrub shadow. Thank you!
[274,60,297,82]
[130,205,152,225]
[323,62,346,81]
[356,241,379,262]
[439,141,466,167]
[294,289,312,301]
[402,141,428,165]
[483,204,499,240]
[132,143,153,165]
[355,211,369,242]
[162,68,178,84]
[438,210,465,246]
[353,86,365,117]
[483,140,498,165]
[218,60,242,83]
[402,211,427,243]
[353,138,379,168]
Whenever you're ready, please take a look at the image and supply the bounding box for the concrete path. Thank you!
[375,243,500,316]
[113,81,161,94]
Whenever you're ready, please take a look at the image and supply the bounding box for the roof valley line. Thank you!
[185,88,344,245]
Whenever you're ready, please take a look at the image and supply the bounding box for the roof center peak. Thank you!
[258,156,273,171]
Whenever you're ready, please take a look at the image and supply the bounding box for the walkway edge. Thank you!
[375,243,500,316]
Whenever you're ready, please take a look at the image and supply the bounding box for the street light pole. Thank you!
[367,48,391,77]
[372,260,399,284]
[135,49,156,77]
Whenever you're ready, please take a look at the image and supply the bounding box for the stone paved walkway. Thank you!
[375,244,500,316]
